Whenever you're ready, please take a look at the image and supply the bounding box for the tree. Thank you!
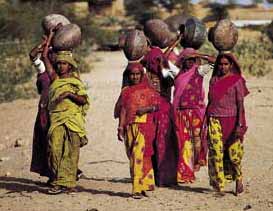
[203,3,229,22]
[124,0,193,24]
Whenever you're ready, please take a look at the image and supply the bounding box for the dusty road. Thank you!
[0,51,272,211]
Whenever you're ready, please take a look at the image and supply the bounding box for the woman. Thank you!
[141,46,177,187]
[42,30,89,194]
[174,48,215,183]
[117,62,159,199]
[205,53,249,196]
[29,37,52,182]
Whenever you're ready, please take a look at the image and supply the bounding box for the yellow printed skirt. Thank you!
[124,115,156,194]
[208,117,244,191]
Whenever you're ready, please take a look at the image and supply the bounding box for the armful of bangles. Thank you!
[136,105,159,116]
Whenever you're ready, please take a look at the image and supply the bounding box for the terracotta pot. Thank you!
[180,17,207,49]
[42,14,70,35]
[123,29,148,61]
[209,19,238,51]
[144,19,177,49]
[52,24,81,51]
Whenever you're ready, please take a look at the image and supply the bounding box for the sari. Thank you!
[47,77,89,188]
[173,48,207,183]
[142,47,177,186]
[120,72,159,194]
[206,53,249,191]
[30,72,51,178]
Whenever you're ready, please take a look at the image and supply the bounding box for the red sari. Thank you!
[118,63,160,194]
[142,47,177,186]
[205,53,249,191]
[30,72,51,178]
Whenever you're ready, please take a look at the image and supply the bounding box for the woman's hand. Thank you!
[136,106,158,116]
[53,92,71,106]
[136,107,148,116]
[234,126,243,140]
[117,127,125,142]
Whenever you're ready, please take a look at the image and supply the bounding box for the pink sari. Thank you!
[173,64,207,183]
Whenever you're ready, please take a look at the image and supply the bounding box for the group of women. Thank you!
[29,23,249,199]
[29,27,89,194]
[114,33,249,198]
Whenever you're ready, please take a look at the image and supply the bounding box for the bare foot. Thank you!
[235,179,244,196]
[194,164,200,172]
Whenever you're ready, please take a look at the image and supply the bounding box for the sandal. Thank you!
[194,164,200,172]
[235,180,244,196]
[214,191,225,197]
[47,186,65,195]
[132,192,143,199]
[64,187,78,195]
[76,169,83,181]
[141,191,149,197]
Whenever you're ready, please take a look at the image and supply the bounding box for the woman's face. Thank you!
[184,58,196,70]
[57,61,71,75]
[218,57,232,76]
[129,68,142,85]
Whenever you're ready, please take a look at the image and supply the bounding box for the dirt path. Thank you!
[0,51,273,211]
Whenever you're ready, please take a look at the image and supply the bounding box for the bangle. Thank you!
[238,123,243,128]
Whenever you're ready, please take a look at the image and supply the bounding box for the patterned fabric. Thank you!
[176,48,196,68]
[153,97,177,186]
[179,70,206,109]
[121,62,145,88]
[208,117,244,191]
[208,75,249,117]
[173,64,199,111]
[142,47,177,186]
[48,125,80,188]
[142,46,167,76]
[30,72,51,177]
[120,83,160,126]
[175,109,205,183]
[125,115,156,194]
[173,49,207,183]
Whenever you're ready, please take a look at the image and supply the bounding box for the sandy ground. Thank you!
[0,51,273,211]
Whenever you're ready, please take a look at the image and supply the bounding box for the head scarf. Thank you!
[141,47,167,76]
[55,51,78,70]
[122,62,146,87]
[176,48,197,68]
[125,62,144,74]
[212,53,241,77]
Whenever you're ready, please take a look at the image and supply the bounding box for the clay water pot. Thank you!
[42,14,70,35]
[123,29,148,61]
[144,19,177,49]
[180,17,207,49]
[52,24,81,51]
[209,19,238,51]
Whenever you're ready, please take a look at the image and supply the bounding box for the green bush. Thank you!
[0,41,37,102]
[0,0,95,103]
[199,38,273,77]
[233,39,273,77]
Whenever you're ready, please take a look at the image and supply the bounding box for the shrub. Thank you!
[0,41,37,102]
[199,37,273,77]
[0,0,94,103]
